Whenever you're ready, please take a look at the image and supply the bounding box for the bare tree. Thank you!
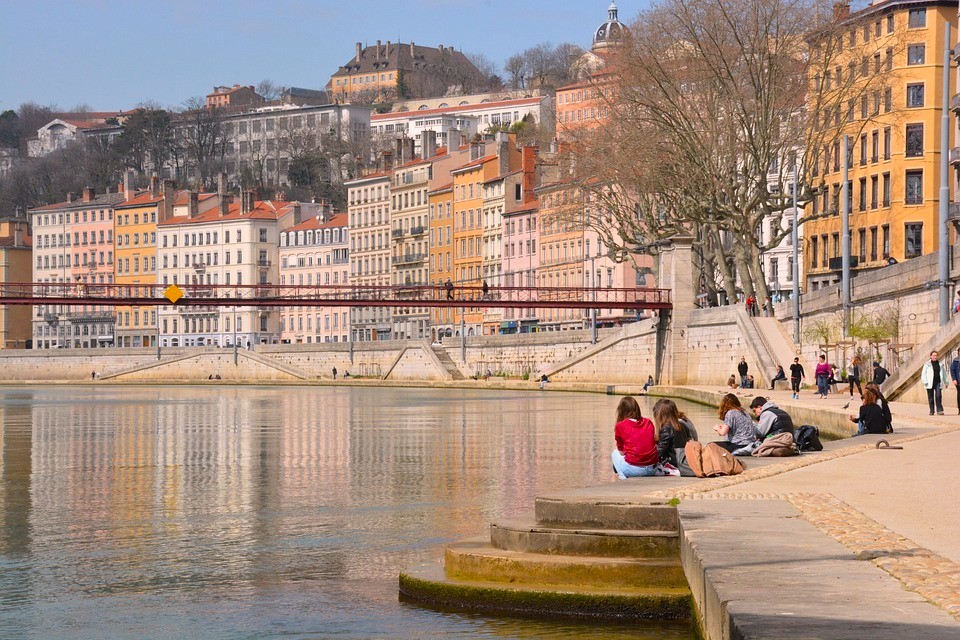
[255,79,287,102]
[504,54,529,89]
[176,97,227,189]
[562,0,899,306]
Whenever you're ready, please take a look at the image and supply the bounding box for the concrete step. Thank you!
[535,496,679,531]
[431,346,465,380]
[490,516,679,558]
[400,560,691,621]
[444,538,688,589]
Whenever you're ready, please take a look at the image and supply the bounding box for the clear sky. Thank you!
[0,0,645,113]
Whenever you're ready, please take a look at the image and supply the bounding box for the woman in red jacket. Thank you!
[611,396,659,479]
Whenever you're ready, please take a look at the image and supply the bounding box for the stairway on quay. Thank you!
[399,478,693,620]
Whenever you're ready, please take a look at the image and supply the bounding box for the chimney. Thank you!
[161,180,175,219]
[386,40,391,56]
[293,202,303,225]
[438,44,444,54]
[13,221,22,248]
[241,190,255,214]
[410,41,415,56]
[422,128,437,160]
[217,172,228,197]
[381,150,394,172]
[356,42,363,62]
[188,192,199,218]
[470,141,481,161]
[149,174,160,198]
[82,187,96,203]
[832,1,850,19]
[219,192,230,217]
[66,192,75,204]
[496,131,511,175]
[123,169,136,200]
[376,40,381,59]
[522,145,537,202]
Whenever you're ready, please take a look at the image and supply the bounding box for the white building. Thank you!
[279,211,350,344]
[371,96,553,156]
[345,171,393,341]
[156,193,300,347]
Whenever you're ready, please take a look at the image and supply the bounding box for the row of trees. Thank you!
[503,42,586,90]
[0,93,364,213]
[563,0,900,306]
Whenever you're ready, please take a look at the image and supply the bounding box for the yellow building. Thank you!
[327,41,483,104]
[428,183,455,340]
[0,217,32,348]
[804,0,957,291]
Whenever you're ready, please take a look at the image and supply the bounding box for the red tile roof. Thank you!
[451,154,497,174]
[158,200,292,226]
[285,212,347,233]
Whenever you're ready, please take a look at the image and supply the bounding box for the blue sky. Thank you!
[0,0,644,112]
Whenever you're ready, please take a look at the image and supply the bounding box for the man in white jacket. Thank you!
[921,350,949,416]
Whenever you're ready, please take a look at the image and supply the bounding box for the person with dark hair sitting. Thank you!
[769,365,787,390]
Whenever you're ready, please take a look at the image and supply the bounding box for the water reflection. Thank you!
[0,386,705,639]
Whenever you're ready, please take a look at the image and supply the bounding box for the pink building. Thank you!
[500,202,539,333]
[279,212,350,343]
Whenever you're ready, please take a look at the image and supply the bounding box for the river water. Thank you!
[0,386,717,639]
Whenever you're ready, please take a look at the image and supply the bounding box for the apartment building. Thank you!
[0,216,31,348]
[804,0,957,290]
[30,188,125,349]
[156,193,299,347]
[279,210,349,344]
[390,141,434,340]
[346,171,392,341]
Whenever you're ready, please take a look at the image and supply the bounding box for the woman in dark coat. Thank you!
[653,398,699,476]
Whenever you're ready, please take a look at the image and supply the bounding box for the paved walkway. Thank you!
[652,384,960,623]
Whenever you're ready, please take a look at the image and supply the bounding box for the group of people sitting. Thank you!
[611,393,807,479]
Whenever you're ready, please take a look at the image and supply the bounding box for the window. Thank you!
[870,227,878,261]
[886,13,894,33]
[883,87,892,112]
[859,135,867,165]
[859,178,867,211]
[905,124,924,157]
[907,44,926,65]
[858,228,867,262]
[906,84,924,108]
[908,8,926,28]
[883,127,891,160]
[882,172,891,207]
[905,223,923,258]
[871,175,879,209]
[871,130,879,162]
[882,224,890,257]
[905,170,923,204]
[811,236,819,268]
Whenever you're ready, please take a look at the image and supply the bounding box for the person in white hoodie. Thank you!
[921,350,949,416]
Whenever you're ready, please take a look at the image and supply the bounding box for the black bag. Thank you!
[794,425,824,452]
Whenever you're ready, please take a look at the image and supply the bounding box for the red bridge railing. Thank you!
[0,282,672,310]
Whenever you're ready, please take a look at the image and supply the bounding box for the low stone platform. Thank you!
[680,499,960,640]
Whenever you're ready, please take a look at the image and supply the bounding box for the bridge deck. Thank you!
[0,283,672,310]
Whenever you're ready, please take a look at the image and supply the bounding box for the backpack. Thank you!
[794,425,824,452]
[684,441,744,478]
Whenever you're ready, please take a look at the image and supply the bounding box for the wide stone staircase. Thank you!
[431,345,466,380]
[399,486,691,620]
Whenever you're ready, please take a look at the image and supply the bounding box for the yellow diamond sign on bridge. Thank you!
[164,285,184,304]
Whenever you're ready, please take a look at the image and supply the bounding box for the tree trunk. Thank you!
[709,226,738,305]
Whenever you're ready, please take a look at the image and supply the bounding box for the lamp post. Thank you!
[938,21,952,326]
[841,134,851,336]
[792,156,800,344]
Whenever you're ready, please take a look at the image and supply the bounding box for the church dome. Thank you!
[593,2,628,50]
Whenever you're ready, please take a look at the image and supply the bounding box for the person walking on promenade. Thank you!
[444,277,454,301]
[769,365,786,390]
[611,396,659,479]
[951,348,960,415]
[713,393,759,454]
[848,355,863,397]
[921,350,948,416]
[653,399,699,477]
[872,361,890,386]
[332,366,338,380]
[850,386,888,435]
[737,357,749,388]
[789,357,805,399]
[814,355,831,399]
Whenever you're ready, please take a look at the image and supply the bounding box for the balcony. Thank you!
[391,229,404,240]
[950,147,960,166]
[257,259,272,267]
[952,93,960,112]
[393,252,426,266]
[193,261,206,272]
[410,225,426,236]
[62,312,115,323]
